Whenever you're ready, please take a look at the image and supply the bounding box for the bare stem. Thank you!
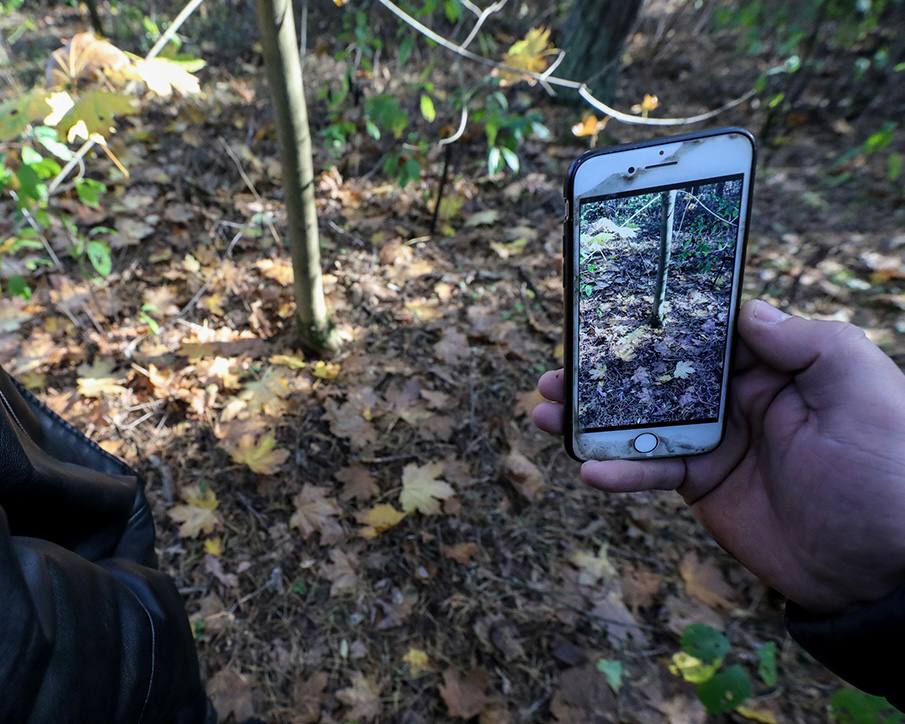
[376,0,755,127]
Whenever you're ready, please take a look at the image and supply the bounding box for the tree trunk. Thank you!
[85,0,105,35]
[649,189,676,328]
[255,0,334,352]
[557,0,643,103]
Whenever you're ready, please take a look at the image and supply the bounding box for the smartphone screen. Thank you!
[577,174,744,432]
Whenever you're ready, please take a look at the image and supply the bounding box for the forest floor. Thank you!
[2,5,905,724]
[576,228,735,430]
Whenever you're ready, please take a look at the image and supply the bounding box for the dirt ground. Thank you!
[2,3,904,723]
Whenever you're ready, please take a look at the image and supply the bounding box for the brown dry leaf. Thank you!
[621,564,663,614]
[336,672,381,721]
[46,32,130,87]
[664,593,725,636]
[514,389,544,418]
[206,668,254,723]
[337,465,380,501]
[400,462,455,515]
[290,485,344,544]
[167,484,222,539]
[434,328,470,365]
[221,432,290,475]
[503,448,544,499]
[589,583,649,648]
[441,542,479,565]
[356,504,407,539]
[439,668,492,720]
[321,548,359,596]
[323,398,377,450]
[291,671,328,724]
[679,552,737,610]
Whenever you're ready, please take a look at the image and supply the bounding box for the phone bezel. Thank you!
[562,127,757,461]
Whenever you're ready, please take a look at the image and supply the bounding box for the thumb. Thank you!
[737,299,863,374]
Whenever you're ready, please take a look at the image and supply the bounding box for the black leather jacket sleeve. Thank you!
[787,588,905,709]
[0,508,209,724]
[0,368,211,724]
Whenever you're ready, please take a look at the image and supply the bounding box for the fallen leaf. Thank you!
[222,432,290,475]
[503,448,544,499]
[256,257,294,286]
[441,542,479,565]
[571,545,617,587]
[403,647,430,675]
[290,485,344,544]
[357,504,407,538]
[336,672,381,721]
[400,462,455,515]
[464,209,500,227]
[737,705,779,724]
[311,360,340,379]
[673,360,695,379]
[291,671,328,724]
[621,565,663,613]
[205,554,238,588]
[434,328,470,365]
[439,668,492,720]
[168,484,222,538]
[679,552,737,610]
[337,464,380,501]
[76,358,128,397]
[321,548,359,596]
[207,668,254,723]
[323,398,377,449]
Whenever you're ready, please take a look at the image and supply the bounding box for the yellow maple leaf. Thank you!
[222,432,290,474]
[402,648,430,676]
[311,360,341,380]
[399,462,455,515]
[357,504,406,539]
[168,484,222,538]
[497,27,557,86]
[256,258,294,286]
[76,358,128,398]
[204,537,223,556]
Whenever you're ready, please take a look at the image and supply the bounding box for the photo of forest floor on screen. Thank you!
[577,176,743,431]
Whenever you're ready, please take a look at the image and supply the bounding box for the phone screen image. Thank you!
[577,174,744,432]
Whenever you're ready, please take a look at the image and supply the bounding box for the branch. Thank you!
[460,0,508,50]
[376,0,755,127]
[146,0,205,61]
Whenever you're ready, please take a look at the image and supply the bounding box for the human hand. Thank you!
[534,299,905,612]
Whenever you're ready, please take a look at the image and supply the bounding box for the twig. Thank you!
[47,138,95,194]
[146,0,205,60]
[218,137,282,247]
[439,105,468,146]
[430,144,453,234]
[679,190,738,226]
[11,192,65,271]
[460,0,507,49]
[376,0,755,126]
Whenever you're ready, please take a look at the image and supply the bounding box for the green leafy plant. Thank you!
[670,624,772,715]
[830,688,903,724]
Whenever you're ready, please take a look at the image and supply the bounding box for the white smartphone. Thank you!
[562,127,756,461]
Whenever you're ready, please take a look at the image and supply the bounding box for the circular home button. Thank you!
[633,433,659,454]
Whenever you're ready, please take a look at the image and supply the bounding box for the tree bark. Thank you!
[557,0,643,102]
[649,189,676,328]
[255,0,334,352]
[85,0,105,35]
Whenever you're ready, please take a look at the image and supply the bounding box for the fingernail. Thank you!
[752,300,789,324]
